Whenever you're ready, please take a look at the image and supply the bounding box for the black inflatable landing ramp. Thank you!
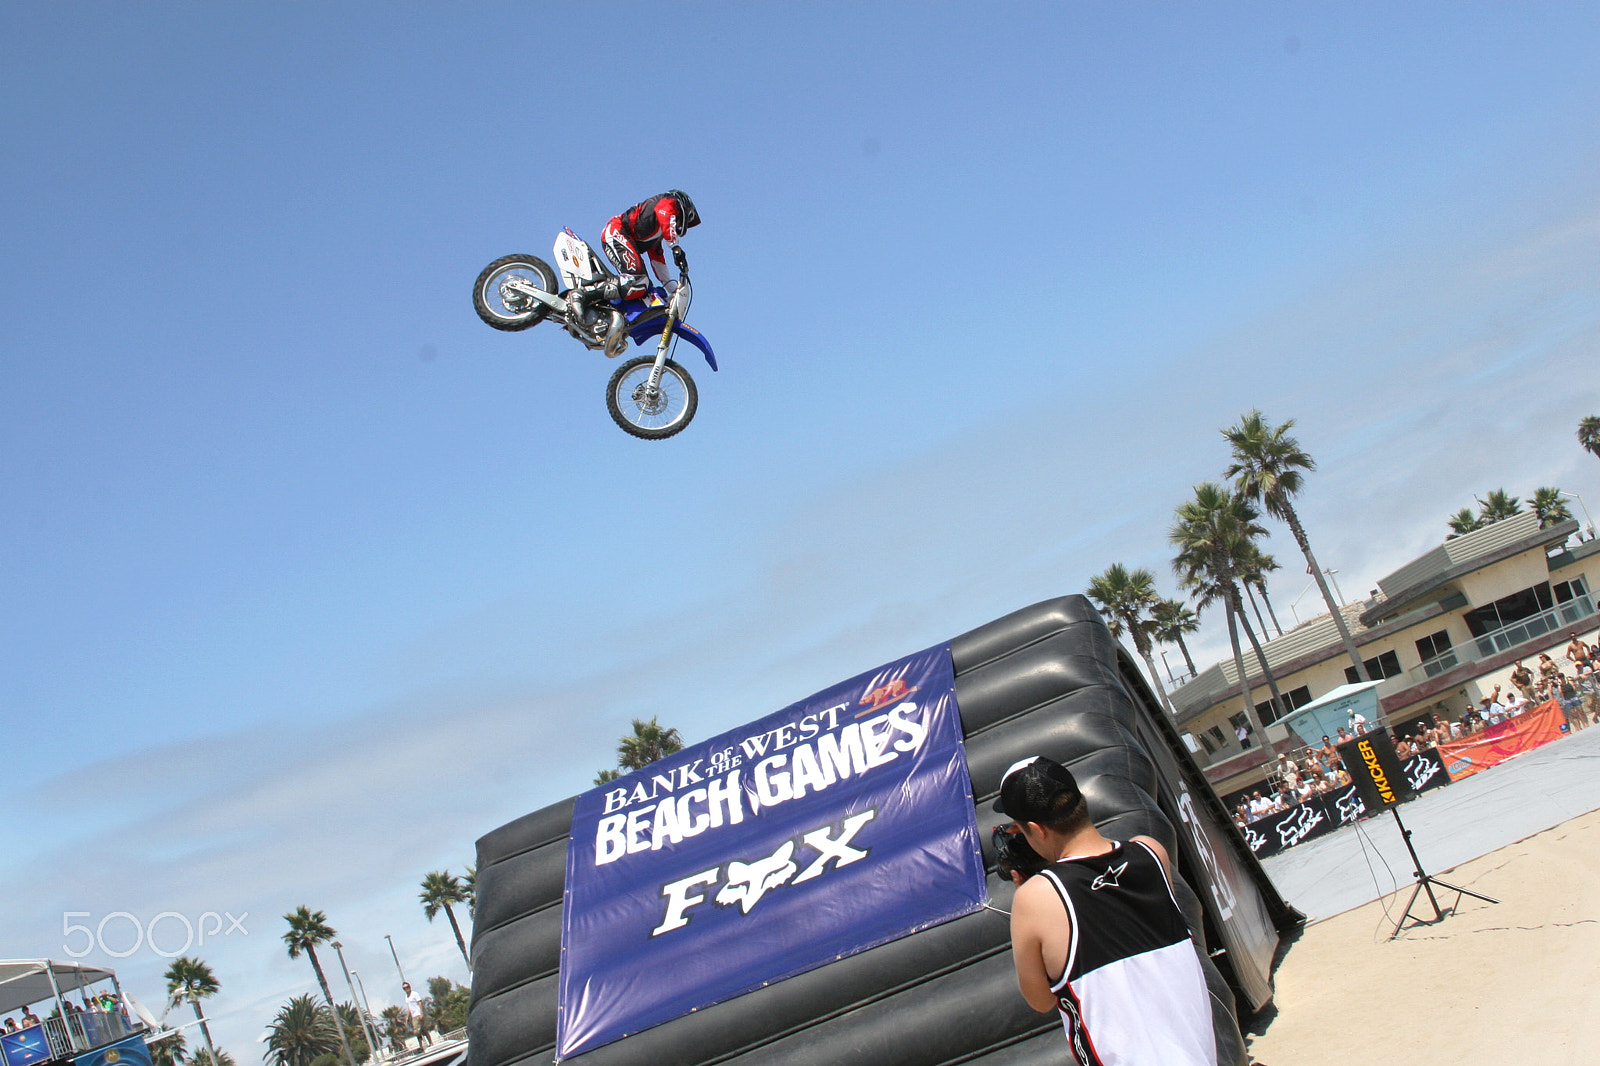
[468,595,1297,1066]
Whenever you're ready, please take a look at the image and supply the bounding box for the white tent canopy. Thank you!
[0,960,115,1016]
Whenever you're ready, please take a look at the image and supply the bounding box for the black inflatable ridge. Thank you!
[466,595,1279,1066]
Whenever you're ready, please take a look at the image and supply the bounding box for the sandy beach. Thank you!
[1246,806,1600,1064]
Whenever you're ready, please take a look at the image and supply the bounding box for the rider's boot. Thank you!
[566,286,590,325]
[568,276,641,324]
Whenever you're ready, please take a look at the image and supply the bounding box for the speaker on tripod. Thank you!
[1337,727,1497,938]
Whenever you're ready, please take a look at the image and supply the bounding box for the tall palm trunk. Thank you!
[1243,581,1270,638]
[1131,628,1176,718]
[1257,581,1284,636]
[1285,507,1368,681]
[307,949,357,1066]
[1221,589,1269,745]
[190,999,218,1066]
[1232,585,1288,722]
[443,902,471,969]
[1173,632,1197,676]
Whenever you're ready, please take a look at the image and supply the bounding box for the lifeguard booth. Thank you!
[0,961,150,1066]
[1279,680,1385,745]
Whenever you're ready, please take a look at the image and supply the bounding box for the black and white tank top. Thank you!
[1036,840,1215,1066]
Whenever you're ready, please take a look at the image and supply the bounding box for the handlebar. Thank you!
[671,244,689,278]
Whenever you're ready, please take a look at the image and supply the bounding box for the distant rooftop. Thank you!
[1363,512,1575,627]
[1170,601,1368,720]
[1170,511,1580,724]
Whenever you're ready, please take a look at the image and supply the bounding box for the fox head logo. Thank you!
[714,842,798,914]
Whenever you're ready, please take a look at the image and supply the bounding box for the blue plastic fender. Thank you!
[625,319,717,371]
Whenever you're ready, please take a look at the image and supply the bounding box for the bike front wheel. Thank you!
[606,355,698,440]
[473,254,559,331]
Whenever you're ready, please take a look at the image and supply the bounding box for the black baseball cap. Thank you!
[992,755,1086,824]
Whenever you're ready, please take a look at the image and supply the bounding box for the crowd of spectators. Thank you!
[1232,736,1355,826]
[2,992,123,1036]
[1226,631,1599,830]
[2,1006,43,1032]
[1509,633,1600,731]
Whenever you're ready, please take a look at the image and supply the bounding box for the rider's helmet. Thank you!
[667,190,700,230]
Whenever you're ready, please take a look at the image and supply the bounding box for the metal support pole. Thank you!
[384,935,408,989]
[1389,806,1500,939]
[332,943,380,1059]
[351,972,381,1060]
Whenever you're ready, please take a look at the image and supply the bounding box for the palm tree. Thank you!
[191,1050,236,1066]
[1446,507,1484,539]
[378,1007,408,1054]
[281,908,356,1066]
[1475,488,1522,523]
[617,717,683,771]
[1224,411,1369,682]
[333,1004,370,1064]
[463,864,477,919]
[164,957,220,1066]
[593,768,622,785]
[1531,486,1573,529]
[1183,551,1290,727]
[1239,545,1284,637]
[265,995,340,1066]
[149,1032,188,1066]
[420,871,473,969]
[1171,483,1276,743]
[1578,416,1600,460]
[1151,598,1201,678]
[1086,563,1175,715]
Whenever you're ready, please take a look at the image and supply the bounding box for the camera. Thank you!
[992,825,1049,880]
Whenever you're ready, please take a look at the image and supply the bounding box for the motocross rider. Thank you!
[566,190,700,325]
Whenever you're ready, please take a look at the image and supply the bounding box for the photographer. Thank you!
[996,756,1215,1065]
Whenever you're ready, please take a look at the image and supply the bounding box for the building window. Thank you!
[1462,583,1553,637]
[1554,575,1590,603]
[1465,576,1595,656]
[1345,649,1402,685]
[1415,629,1458,677]
[1256,685,1314,725]
[1228,712,1254,747]
[1207,726,1227,748]
[1415,629,1451,661]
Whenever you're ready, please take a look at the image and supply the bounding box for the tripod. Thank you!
[1388,806,1499,940]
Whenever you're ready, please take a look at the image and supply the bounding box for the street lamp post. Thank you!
[1560,490,1596,539]
[331,941,381,1060]
[384,935,408,989]
[351,972,380,1058]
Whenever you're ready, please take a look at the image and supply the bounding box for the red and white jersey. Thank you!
[1037,840,1216,1066]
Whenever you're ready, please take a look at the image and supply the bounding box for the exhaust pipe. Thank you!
[603,310,628,358]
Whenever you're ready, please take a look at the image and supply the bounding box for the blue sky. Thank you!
[3,1,1599,1055]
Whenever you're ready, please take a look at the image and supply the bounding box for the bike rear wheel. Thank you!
[606,355,698,440]
[474,254,559,331]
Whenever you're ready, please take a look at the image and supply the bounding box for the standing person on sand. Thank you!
[999,756,1218,1065]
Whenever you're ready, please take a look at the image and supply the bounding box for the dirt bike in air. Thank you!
[472,231,716,440]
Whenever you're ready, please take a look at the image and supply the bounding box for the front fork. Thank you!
[646,302,679,391]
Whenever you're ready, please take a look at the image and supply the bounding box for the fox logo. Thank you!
[650,810,877,936]
[715,842,798,914]
[858,678,917,714]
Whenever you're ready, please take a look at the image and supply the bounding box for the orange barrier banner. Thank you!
[1436,700,1570,780]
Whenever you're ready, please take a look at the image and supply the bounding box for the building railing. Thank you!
[40,1010,135,1057]
[1417,647,1462,679]
[1471,595,1596,658]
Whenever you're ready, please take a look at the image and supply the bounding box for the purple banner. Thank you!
[557,644,986,1059]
